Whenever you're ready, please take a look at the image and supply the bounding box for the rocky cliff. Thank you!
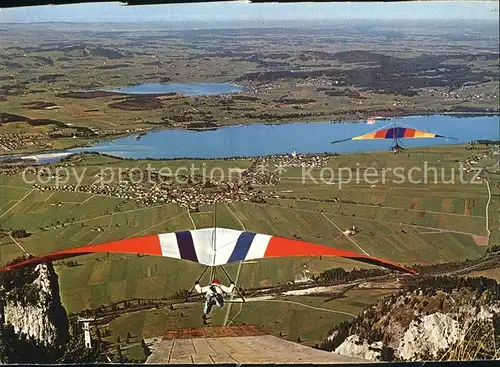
[0,262,70,345]
[321,276,499,361]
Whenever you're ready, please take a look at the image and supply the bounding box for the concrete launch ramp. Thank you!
[145,326,366,364]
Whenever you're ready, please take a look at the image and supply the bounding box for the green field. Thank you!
[1,144,496,317]
[1,143,498,363]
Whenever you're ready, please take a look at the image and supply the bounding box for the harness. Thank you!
[208,285,224,304]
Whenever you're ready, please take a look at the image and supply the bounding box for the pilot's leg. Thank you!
[204,295,214,316]
[215,294,224,308]
[202,300,211,325]
[203,299,209,316]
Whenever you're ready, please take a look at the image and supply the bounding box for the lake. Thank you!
[2,115,497,164]
[65,115,498,160]
[107,82,243,96]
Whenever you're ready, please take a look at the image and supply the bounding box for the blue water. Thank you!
[107,82,243,96]
[66,115,499,160]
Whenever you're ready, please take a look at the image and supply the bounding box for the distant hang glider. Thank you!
[331,122,456,153]
[0,227,416,275]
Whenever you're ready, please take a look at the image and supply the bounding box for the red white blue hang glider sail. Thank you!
[0,228,416,274]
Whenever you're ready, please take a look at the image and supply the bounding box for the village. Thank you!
[27,153,331,210]
[459,142,500,177]
[0,132,53,153]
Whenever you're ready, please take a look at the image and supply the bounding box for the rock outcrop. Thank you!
[334,335,382,360]
[1,262,70,345]
[321,276,500,361]
[398,312,462,360]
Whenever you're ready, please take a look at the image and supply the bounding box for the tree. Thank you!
[10,228,30,239]
[116,345,123,361]
[141,339,151,357]
[380,345,395,361]
[56,336,105,363]
[438,298,445,311]
[0,325,104,363]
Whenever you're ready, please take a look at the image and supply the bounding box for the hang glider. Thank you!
[331,126,456,144]
[0,227,416,274]
[331,121,456,154]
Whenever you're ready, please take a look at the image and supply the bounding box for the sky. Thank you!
[0,1,498,23]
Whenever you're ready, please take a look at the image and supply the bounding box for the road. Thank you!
[464,158,497,237]
[187,210,197,230]
[0,189,34,218]
[249,298,357,317]
[8,234,30,256]
[321,213,371,256]
[484,178,492,237]
[443,257,498,276]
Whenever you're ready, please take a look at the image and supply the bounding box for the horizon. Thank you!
[0,1,498,24]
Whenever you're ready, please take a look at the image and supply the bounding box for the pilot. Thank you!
[194,279,235,322]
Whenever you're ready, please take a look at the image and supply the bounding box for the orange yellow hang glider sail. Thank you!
[331,124,456,145]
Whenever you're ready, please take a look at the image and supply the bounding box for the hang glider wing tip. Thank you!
[0,251,89,272]
[435,134,457,140]
[260,235,416,275]
[345,256,417,275]
[331,138,351,144]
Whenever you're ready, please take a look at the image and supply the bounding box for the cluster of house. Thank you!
[255,152,330,169]
[0,133,52,153]
[459,144,499,177]
[27,152,332,209]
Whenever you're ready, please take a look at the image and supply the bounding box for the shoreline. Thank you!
[2,140,498,168]
[1,141,497,167]
[0,111,498,162]
[0,144,470,166]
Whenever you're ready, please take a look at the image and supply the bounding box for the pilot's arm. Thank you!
[194,281,210,294]
[219,282,235,294]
